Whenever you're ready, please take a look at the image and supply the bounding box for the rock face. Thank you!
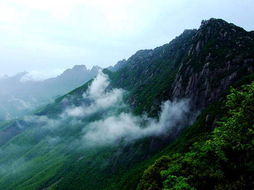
[107,59,127,72]
[170,18,254,109]
[109,18,254,113]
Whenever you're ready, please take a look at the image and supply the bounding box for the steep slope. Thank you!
[170,19,254,108]
[138,80,254,190]
[0,18,253,190]
[39,18,254,118]
[107,59,127,72]
[108,18,254,114]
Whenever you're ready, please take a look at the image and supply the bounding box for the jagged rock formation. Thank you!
[108,18,254,113]
[170,18,254,108]
[107,59,127,72]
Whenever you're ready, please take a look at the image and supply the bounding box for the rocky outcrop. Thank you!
[107,59,127,72]
[110,18,254,114]
[170,18,254,109]
[107,18,254,114]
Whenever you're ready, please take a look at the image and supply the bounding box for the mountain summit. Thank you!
[107,18,254,114]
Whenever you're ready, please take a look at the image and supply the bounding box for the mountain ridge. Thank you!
[105,18,254,115]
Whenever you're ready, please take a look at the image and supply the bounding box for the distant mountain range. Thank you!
[0,65,101,120]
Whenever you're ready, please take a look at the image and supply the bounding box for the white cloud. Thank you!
[86,70,110,98]
[0,71,194,179]
[65,71,125,117]
[23,115,62,129]
[63,72,193,147]
[82,99,191,146]
[20,69,64,81]
[66,106,85,117]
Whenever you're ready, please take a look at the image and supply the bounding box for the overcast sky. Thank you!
[0,0,253,78]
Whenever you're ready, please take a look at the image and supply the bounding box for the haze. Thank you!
[0,0,253,78]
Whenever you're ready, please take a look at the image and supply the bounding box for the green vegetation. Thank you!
[138,82,254,190]
[0,18,253,190]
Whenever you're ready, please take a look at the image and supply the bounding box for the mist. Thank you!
[0,71,195,178]
[1,71,193,148]
[63,71,193,146]
[0,65,99,121]
[27,71,193,147]
[65,71,124,118]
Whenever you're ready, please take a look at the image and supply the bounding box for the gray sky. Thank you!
[0,0,253,78]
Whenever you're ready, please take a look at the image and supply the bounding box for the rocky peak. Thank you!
[170,19,254,109]
[107,59,127,72]
[200,18,228,28]
[90,65,101,74]
[73,65,88,71]
[199,18,245,33]
[128,49,153,63]
[105,18,253,114]
[188,18,253,56]
[62,65,87,76]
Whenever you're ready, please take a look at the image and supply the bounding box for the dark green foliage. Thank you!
[138,82,254,190]
[107,29,196,116]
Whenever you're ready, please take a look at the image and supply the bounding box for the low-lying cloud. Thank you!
[5,71,193,149]
[63,71,193,147]
[82,100,190,146]
[65,71,124,118]
[0,71,195,179]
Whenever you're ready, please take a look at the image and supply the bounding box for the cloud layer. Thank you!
[63,72,192,146]
[65,71,124,118]
[0,72,195,178]
[82,100,190,146]
[4,71,193,148]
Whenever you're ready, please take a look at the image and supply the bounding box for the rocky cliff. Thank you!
[109,18,254,113]
[170,18,254,108]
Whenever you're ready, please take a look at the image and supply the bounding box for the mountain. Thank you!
[0,65,100,121]
[0,18,253,190]
[107,59,127,72]
[108,18,253,114]
[137,81,254,190]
